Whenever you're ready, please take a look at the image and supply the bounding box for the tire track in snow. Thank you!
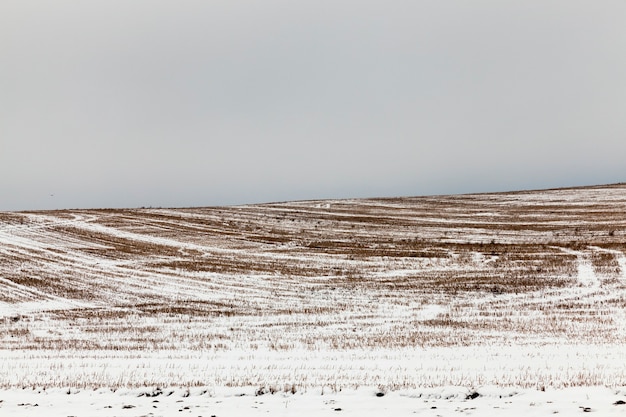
[0,274,94,317]
[589,246,626,283]
[557,247,599,288]
[2,212,334,315]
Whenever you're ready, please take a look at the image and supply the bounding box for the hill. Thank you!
[1,184,626,393]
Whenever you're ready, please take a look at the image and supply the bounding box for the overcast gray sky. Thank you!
[2,1,625,211]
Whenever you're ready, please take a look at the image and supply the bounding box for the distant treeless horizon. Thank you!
[5,181,625,213]
[2,1,625,211]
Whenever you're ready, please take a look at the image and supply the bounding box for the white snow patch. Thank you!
[0,300,93,318]
[558,247,599,287]
[416,304,447,320]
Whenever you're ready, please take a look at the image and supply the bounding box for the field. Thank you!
[2,184,626,414]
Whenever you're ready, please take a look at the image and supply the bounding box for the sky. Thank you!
[2,1,625,211]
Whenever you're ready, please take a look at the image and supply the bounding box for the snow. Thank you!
[2,184,626,415]
[416,304,447,320]
[591,246,626,282]
[2,345,625,391]
[1,386,626,416]
[557,247,600,287]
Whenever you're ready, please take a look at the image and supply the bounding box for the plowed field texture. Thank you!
[1,184,626,392]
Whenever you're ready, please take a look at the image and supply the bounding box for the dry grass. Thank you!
[1,183,626,359]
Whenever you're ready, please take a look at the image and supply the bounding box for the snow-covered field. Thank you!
[3,386,626,416]
[2,184,626,414]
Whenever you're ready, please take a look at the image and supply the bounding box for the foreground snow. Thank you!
[2,386,626,416]
[2,345,626,390]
